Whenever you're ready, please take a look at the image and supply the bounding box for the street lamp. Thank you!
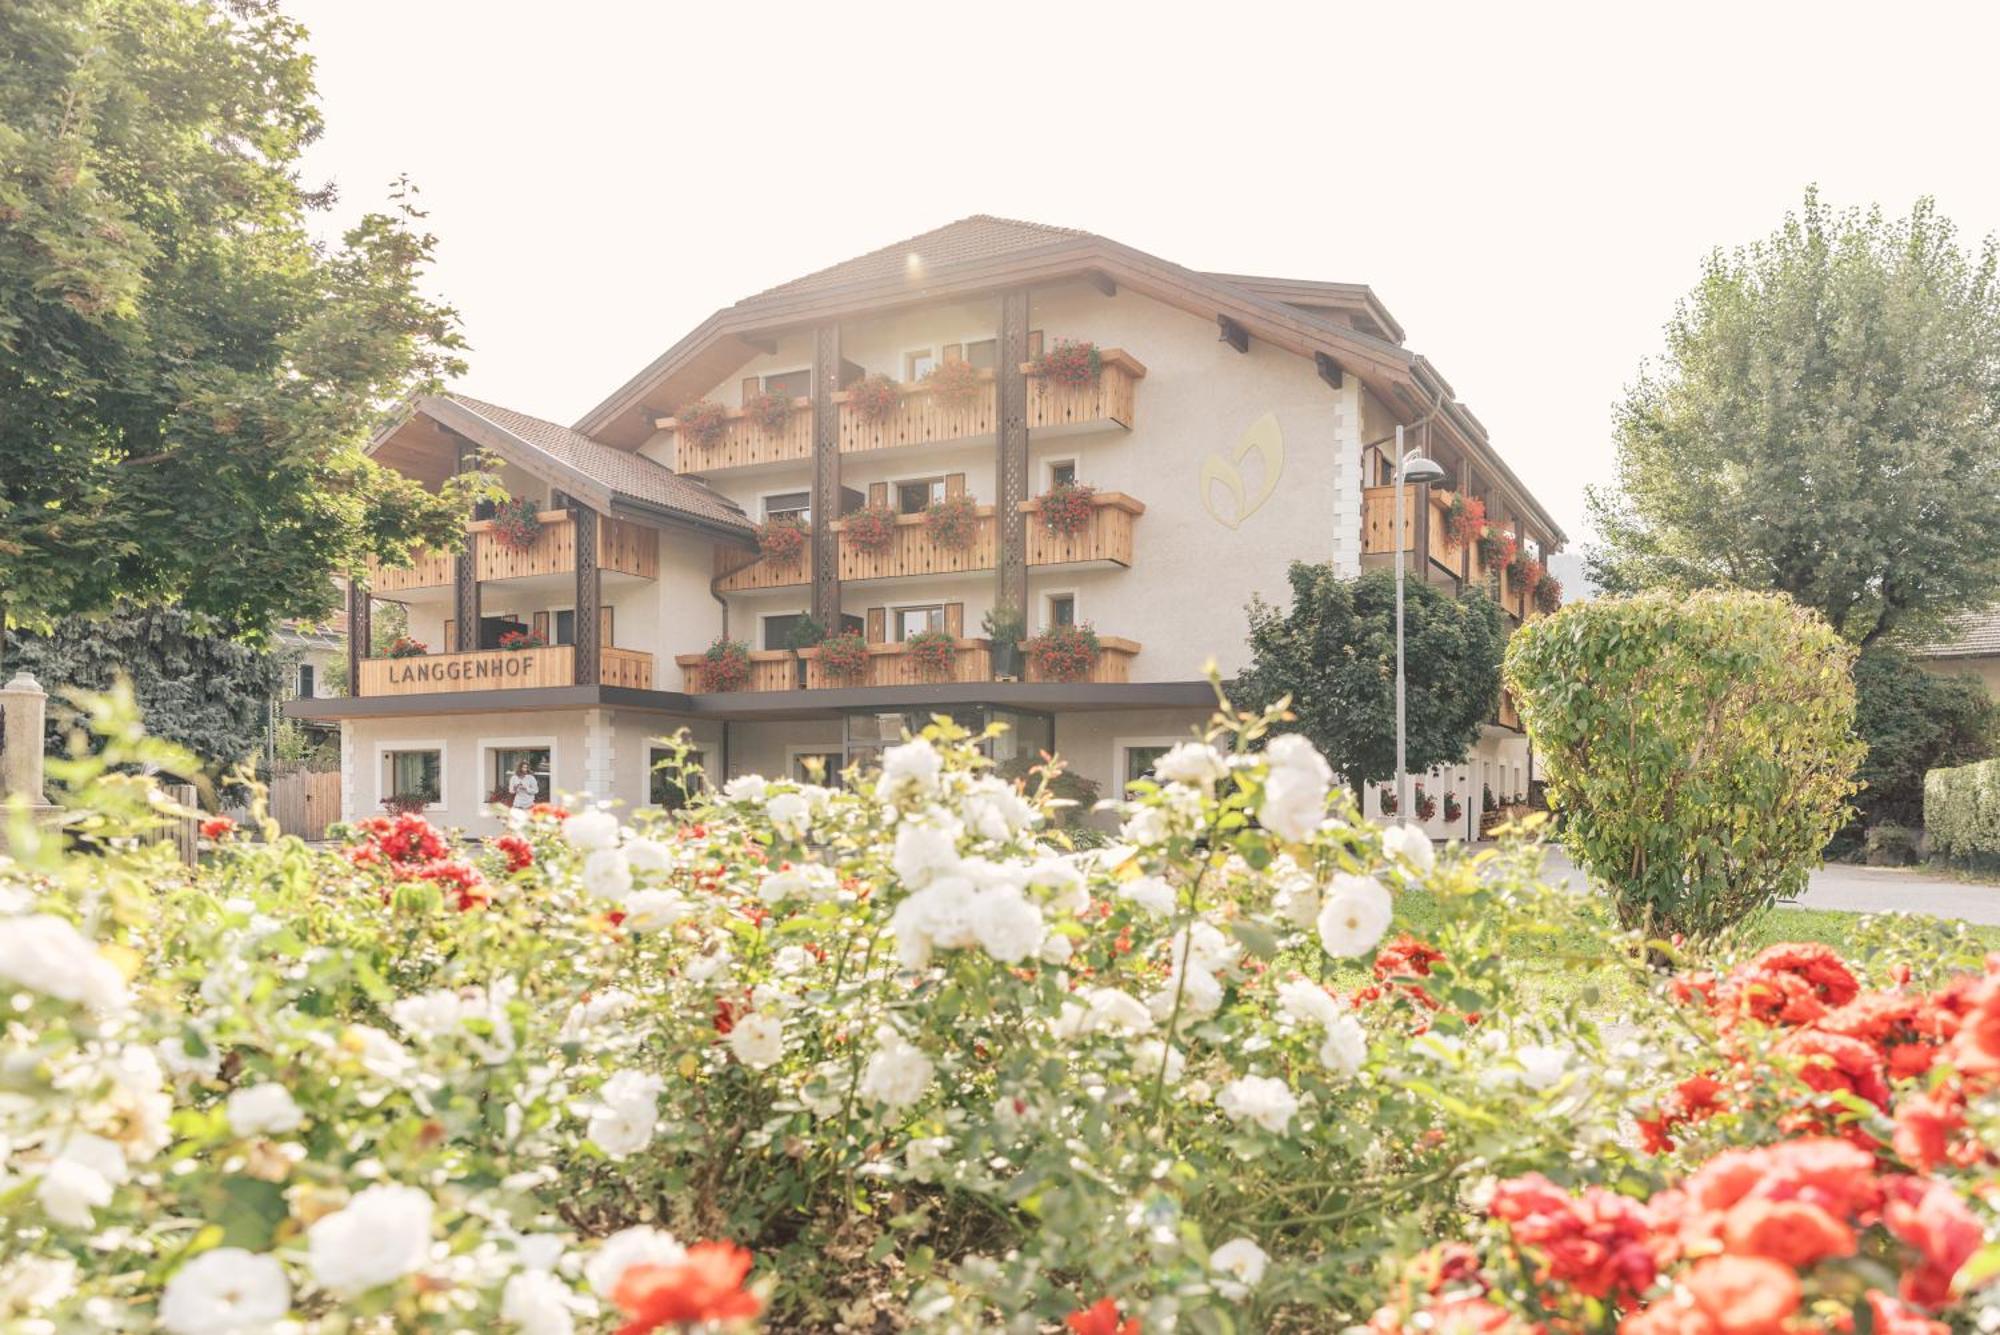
[1394,423,1447,826]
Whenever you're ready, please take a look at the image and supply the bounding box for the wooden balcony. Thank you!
[1024,349,1145,431]
[1361,486,1460,572]
[673,636,1141,692]
[658,398,812,473]
[366,549,455,595]
[472,510,658,582]
[1496,688,1522,731]
[837,375,998,455]
[833,509,999,582]
[714,540,812,593]
[357,645,655,696]
[1021,492,1143,567]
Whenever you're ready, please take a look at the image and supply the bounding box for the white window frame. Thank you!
[544,605,576,647]
[1040,588,1079,633]
[759,488,813,524]
[891,603,947,642]
[761,607,815,652]
[479,734,558,809]
[1114,736,1194,799]
[757,367,813,402]
[648,742,711,807]
[374,738,449,814]
[1045,457,1080,489]
[903,347,938,381]
[892,474,947,514]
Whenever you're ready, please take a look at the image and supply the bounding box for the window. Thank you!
[763,612,811,651]
[491,746,551,804]
[764,369,810,400]
[763,490,811,525]
[1046,593,1076,628]
[963,338,997,371]
[1048,460,1077,488]
[897,478,944,515]
[791,751,843,784]
[296,663,315,698]
[1122,744,1174,796]
[649,746,708,811]
[895,605,945,641]
[383,749,441,806]
[553,609,576,646]
[905,348,936,381]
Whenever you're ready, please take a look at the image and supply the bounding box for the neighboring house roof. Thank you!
[276,619,345,651]
[1914,608,2000,659]
[572,214,1567,546]
[367,394,752,539]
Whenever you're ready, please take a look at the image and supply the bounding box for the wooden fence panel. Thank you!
[270,769,342,841]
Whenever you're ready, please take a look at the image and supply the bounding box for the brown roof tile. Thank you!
[443,394,749,533]
[1914,607,2000,659]
[745,215,1091,303]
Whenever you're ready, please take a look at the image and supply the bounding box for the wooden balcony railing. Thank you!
[714,541,812,593]
[357,645,655,696]
[1021,492,1143,567]
[837,375,998,455]
[472,510,659,582]
[1024,349,1145,431]
[658,398,812,473]
[366,549,455,595]
[674,637,1142,692]
[832,509,1000,581]
[1497,688,1522,731]
[1360,486,1460,571]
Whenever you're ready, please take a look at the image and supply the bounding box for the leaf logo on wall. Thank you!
[1200,412,1284,530]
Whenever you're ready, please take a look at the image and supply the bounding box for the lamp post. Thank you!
[1393,424,1447,825]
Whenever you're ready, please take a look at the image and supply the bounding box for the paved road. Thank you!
[1526,846,2000,926]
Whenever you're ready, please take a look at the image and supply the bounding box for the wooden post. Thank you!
[453,441,480,652]
[811,324,842,630]
[996,290,1031,618]
[574,506,601,686]
[345,579,371,695]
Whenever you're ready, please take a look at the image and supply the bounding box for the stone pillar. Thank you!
[0,671,50,807]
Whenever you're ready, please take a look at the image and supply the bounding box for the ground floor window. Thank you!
[382,748,442,807]
[843,707,1052,776]
[1117,739,1190,797]
[791,751,843,784]
[489,746,551,805]
[650,746,708,811]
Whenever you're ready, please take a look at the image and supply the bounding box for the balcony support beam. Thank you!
[811,324,843,629]
[345,580,371,696]
[453,442,480,651]
[1315,351,1344,389]
[1218,314,1249,354]
[997,289,1032,618]
[574,506,601,686]
[1086,269,1117,298]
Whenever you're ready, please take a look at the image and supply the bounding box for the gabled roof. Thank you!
[1199,272,1405,344]
[367,394,751,539]
[573,215,1567,546]
[1914,608,2000,659]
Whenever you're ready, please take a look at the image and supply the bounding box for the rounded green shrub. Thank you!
[1925,757,2000,867]
[1504,589,1863,939]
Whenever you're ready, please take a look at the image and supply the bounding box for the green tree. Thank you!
[1841,648,1997,843]
[1588,190,2000,645]
[1236,564,1505,788]
[12,602,284,775]
[0,0,470,646]
[1506,590,1863,940]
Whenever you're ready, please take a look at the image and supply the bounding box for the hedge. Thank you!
[1925,757,2000,861]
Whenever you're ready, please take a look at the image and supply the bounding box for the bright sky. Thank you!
[289,1,2000,546]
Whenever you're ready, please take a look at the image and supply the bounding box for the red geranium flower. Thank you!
[200,816,236,840]
[1066,1298,1141,1335]
[611,1241,762,1333]
[494,834,535,873]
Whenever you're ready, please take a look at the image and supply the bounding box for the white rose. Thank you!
[721,775,767,803]
[1217,1074,1299,1134]
[1276,978,1343,1030]
[1514,1044,1571,1092]
[1380,823,1437,873]
[620,889,689,933]
[1119,876,1177,916]
[1132,1039,1185,1085]
[0,914,129,1012]
[859,1030,933,1110]
[1172,921,1239,976]
[1318,1015,1368,1076]
[685,943,733,984]
[306,1183,434,1297]
[225,1082,304,1137]
[1317,874,1393,958]
[766,791,811,840]
[501,1268,585,1335]
[0,1253,77,1313]
[584,1226,684,1299]
[623,837,673,873]
[1258,734,1332,842]
[1148,967,1222,1021]
[585,1071,663,1160]
[727,1013,784,1070]
[1039,933,1074,965]
[562,809,620,852]
[1083,987,1154,1034]
[1120,806,1170,847]
[970,888,1045,964]
[159,1248,292,1335]
[1025,857,1089,914]
[880,738,942,796]
[1209,1237,1269,1300]
[892,813,963,887]
[581,848,633,903]
[156,1035,222,1082]
[960,777,1036,840]
[1154,741,1228,791]
[36,1134,124,1230]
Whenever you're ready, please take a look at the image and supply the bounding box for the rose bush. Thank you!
[0,694,1992,1332]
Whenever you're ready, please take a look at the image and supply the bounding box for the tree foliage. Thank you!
[1236,564,1505,787]
[1587,190,2000,645]
[1506,590,1864,939]
[0,0,471,638]
[1841,647,1997,845]
[11,602,284,774]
